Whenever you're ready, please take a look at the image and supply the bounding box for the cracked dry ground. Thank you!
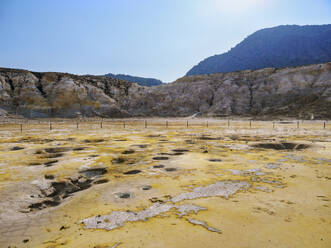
[0,121,330,248]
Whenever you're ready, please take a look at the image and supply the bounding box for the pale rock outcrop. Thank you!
[0,62,330,118]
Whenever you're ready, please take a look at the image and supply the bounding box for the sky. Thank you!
[0,0,330,82]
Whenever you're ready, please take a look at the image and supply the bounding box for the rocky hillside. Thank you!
[128,63,331,119]
[105,73,163,87]
[187,25,331,76]
[0,63,330,119]
[0,69,138,118]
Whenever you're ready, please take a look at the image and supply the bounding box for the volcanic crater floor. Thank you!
[0,120,330,248]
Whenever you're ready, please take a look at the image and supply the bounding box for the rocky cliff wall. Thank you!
[0,63,330,119]
[0,69,138,118]
[127,63,331,118]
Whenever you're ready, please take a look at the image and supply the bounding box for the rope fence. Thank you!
[0,118,329,132]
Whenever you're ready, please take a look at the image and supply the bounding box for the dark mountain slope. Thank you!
[105,73,163,87]
[187,24,331,76]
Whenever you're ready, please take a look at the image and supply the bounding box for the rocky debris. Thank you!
[93,179,109,184]
[208,159,222,162]
[112,157,126,164]
[36,146,79,160]
[187,218,222,234]
[79,168,107,178]
[147,134,163,138]
[169,149,189,156]
[153,157,169,160]
[0,62,330,118]
[116,192,132,199]
[10,146,24,151]
[79,203,206,231]
[199,136,222,140]
[71,147,85,151]
[252,142,310,150]
[172,152,184,156]
[123,170,142,175]
[172,149,189,153]
[185,140,195,144]
[83,139,105,143]
[142,185,152,190]
[122,149,135,154]
[44,160,58,167]
[29,162,42,166]
[28,171,108,211]
[134,144,148,148]
[149,197,165,203]
[153,165,165,168]
[44,147,72,153]
[44,174,55,180]
[44,153,64,159]
[160,152,173,156]
[59,225,70,231]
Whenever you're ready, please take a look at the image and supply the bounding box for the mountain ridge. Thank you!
[105,73,163,87]
[186,24,331,76]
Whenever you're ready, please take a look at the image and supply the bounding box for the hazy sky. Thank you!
[0,0,330,82]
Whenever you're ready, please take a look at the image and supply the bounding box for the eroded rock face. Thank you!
[127,63,331,118]
[0,69,135,118]
[0,62,330,118]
